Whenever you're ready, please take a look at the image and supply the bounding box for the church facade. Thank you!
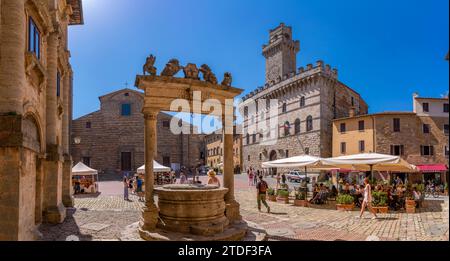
[72,89,206,176]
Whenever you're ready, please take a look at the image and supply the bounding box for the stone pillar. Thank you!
[222,112,242,223]
[43,31,66,224]
[0,0,25,114]
[140,110,159,232]
[62,69,74,207]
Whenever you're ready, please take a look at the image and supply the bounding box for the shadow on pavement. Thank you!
[39,208,93,241]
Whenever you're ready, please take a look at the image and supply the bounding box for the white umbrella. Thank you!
[137,160,171,174]
[262,155,328,169]
[320,153,417,182]
[262,155,336,199]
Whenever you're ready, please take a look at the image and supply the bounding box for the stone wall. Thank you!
[375,114,449,166]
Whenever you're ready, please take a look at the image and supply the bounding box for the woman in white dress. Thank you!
[359,178,378,219]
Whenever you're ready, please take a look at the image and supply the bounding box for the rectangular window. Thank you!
[359,140,365,153]
[340,123,346,133]
[423,124,430,134]
[423,103,429,113]
[445,146,449,157]
[285,150,289,158]
[82,157,91,167]
[163,156,171,167]
[86,122,91,129]
[393,118,401,132]
[390,145,404,156]
[56,71,61,97]
[445,124,449,136]
[340,142,347,154]
[421,145,434,156]
[444,104,449,113]
[358,120,365,131]
[248,155,251,161]
[28,18,41,59]
[252,134,256,144]
[121,104,131,116]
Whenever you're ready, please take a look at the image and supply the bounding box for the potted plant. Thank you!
[267,188,277,202]
[372,191,389,214]
[277,189,290,204]
[405,190,416,213]
[336,194,355,211]
[294,186,308,207]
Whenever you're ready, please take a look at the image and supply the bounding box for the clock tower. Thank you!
[262,23,300,84]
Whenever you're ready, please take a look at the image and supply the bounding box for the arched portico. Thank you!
[134,57,244,240]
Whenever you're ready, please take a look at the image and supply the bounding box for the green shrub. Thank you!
[336,194,354,205]
[445,183,448,191]
[277,189,290,197]
[415,184,425,193]
[372,191,388,207]
[295,190,307,200]
[267,188,275,196]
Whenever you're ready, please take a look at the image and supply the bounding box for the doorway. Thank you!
[121,152,132,171]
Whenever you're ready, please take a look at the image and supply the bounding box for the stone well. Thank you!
[155,184,229,236]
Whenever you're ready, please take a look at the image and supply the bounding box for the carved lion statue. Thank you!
[221,72,232,87]
[143,55,157,76]
[199,64,218,85]
[183,63,199,80]
[161,59,183,77]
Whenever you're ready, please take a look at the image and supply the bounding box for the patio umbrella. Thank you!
[262,155,337,198]
[320,153,417,182]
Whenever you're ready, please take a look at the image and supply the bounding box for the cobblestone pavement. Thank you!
[39,175,449,241]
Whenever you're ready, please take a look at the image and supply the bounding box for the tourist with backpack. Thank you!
[256,175,271,213]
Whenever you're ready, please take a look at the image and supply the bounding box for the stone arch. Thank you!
[22,112,44,226]
[269,150,278,176]
[23,107,44,153]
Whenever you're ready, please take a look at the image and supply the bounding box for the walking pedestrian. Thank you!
[359,178,377,219]
[256,175,270,213]
[136,176,144,201]
[123,177,129,201]
[248,168,254,187]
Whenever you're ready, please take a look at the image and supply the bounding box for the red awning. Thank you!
[417,164,448,173]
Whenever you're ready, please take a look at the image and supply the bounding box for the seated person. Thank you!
[342,183,351,195]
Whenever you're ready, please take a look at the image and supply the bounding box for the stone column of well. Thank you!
[43,30,66,223]
[62,68,74,207]
[140,110,160,232]
[222,111,242,223]
[0,0,25,114]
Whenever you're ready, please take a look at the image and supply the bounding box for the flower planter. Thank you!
[294,199,309,207]
[336,204,354,211]
[277,196,289,204]
[372,206,389,214]
[268,195,277,202]
[405,199,416,213]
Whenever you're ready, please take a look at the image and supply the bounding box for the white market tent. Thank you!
[137,161,171,174]
[72,162,99,193]
[72,162,98,176]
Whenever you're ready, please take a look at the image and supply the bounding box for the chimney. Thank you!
[413,92,419,113]
[349,107,356,117]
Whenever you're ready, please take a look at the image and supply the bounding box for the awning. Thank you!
[416,164,448,173]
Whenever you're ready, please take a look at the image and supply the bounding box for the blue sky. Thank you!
[70,0,449,126]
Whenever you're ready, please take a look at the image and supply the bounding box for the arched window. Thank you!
[284,121,290,136]
[259,153,263,161]
[300,97,306,108]
[295,119,301,134]
[246,133,250,145]
[282,103,287,113]
[306,116,313,132]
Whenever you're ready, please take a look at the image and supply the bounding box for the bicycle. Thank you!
[424,186,440,198]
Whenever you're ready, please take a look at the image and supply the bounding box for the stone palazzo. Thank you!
[0,0,83,240]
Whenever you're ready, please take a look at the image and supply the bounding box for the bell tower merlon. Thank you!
[262,23,300,84]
